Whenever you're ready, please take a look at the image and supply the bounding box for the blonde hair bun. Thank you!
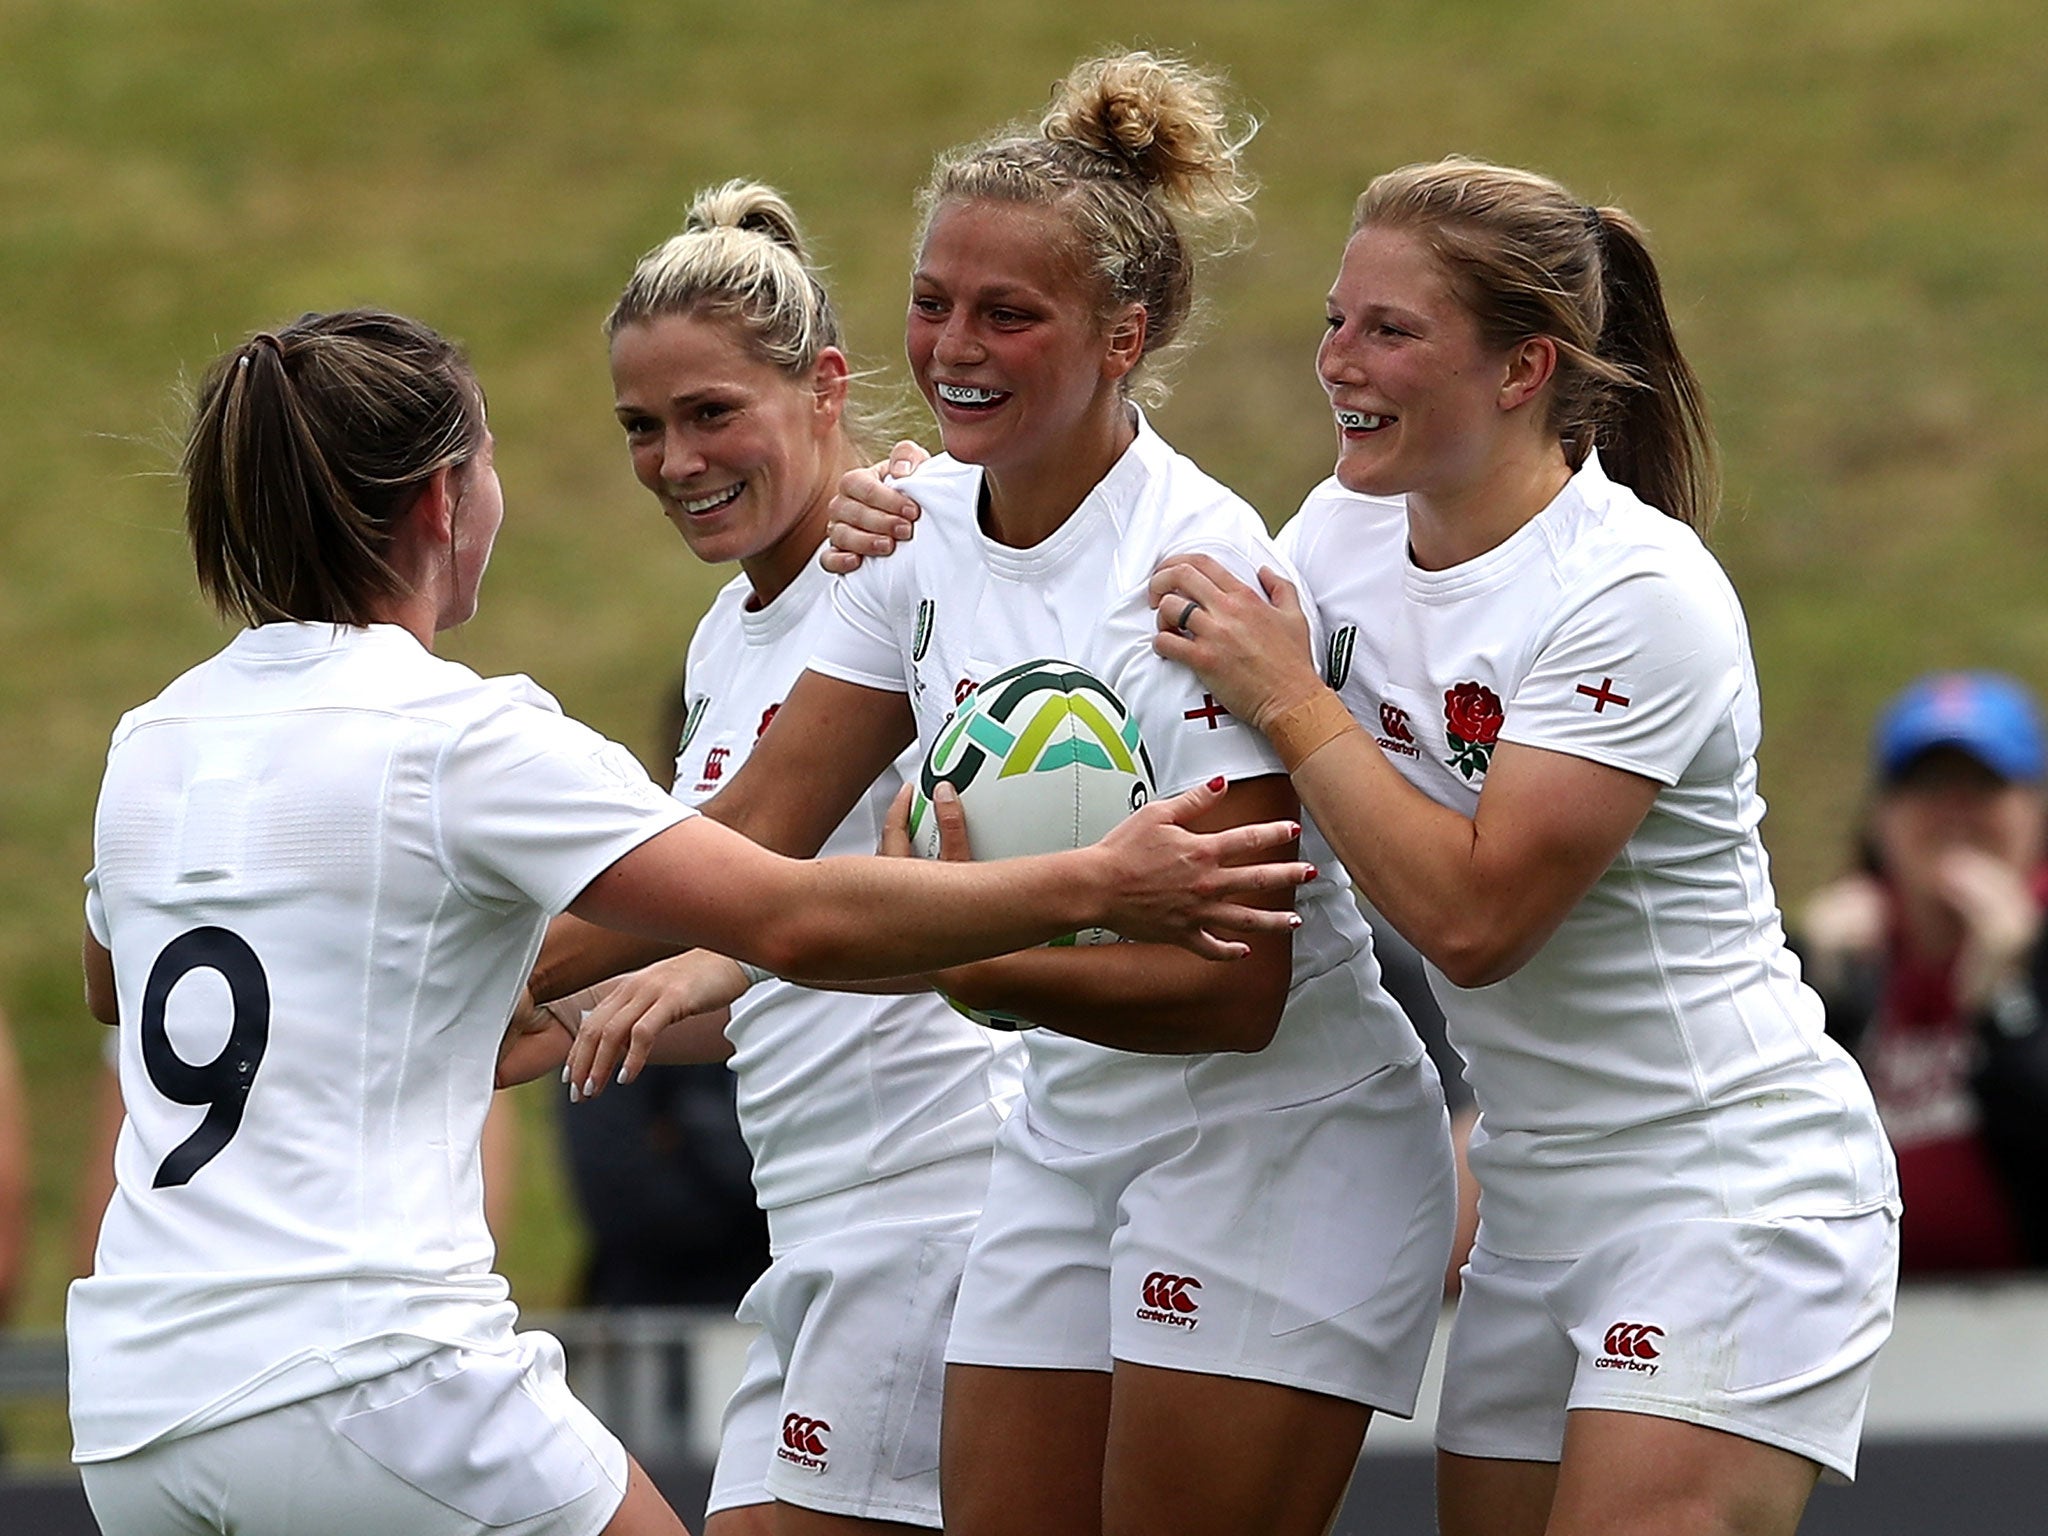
[1040,51,1255,222]
[684,179,810,259]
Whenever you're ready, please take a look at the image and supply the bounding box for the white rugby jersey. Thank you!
[1280,457,1898,1259]
[676,556,1022,1237]
[808,414,1423,1149]
[70,622,689,1459]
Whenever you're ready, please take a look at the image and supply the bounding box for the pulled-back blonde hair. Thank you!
[920,50,1257,406]
[607,180,891,454]
[1355,157,1719,530]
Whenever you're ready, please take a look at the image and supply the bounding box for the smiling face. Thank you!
[906,198,1136,494]
[610,311,846,598]
[1317,224,1526,504]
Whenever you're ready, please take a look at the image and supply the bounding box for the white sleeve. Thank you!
[1498,564,1744,786]
[807,560,911,694]
[437,699,692,912]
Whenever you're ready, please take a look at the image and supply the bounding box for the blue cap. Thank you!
[1875,671,2045,784]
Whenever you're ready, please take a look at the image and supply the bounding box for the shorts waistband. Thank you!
[767,1150,993,1253]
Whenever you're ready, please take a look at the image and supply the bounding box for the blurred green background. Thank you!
[5,0,2047,1457]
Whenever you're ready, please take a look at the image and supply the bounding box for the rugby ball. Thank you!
[908,659,1157,1027]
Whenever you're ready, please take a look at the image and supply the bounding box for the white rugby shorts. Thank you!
[79,1331,629,1536]
[946,1052,1456,1412]
[706,1211,978,1527]
[1435,1209,1900,1480]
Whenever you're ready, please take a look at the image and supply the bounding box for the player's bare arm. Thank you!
[929,774,1301,1053]
[1152,551,1659,987]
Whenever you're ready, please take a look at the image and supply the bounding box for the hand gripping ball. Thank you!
[908,658,1158,1028]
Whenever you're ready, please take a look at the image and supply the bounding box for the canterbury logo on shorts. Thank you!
[776,1413,831,1471]
[1136,1271,1202,1330]
[1596,1321,1664,1374]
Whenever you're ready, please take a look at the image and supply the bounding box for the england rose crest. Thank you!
[1443,681,1504,780]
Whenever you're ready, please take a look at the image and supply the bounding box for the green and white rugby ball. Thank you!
[908,659,1158,1027]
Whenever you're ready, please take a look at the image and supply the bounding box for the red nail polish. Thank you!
[1207,775,1225,792]
[1304,865,1317,881]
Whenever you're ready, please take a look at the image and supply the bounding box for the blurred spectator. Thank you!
[1799,671,2048,1273]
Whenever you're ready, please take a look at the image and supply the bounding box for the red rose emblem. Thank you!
[1444,682,1504,746]
[1443,681,1504,780]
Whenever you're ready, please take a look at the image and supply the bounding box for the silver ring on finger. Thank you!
[1174,597,1202,636]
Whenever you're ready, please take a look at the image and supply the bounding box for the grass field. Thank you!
[4,0,2047,1458]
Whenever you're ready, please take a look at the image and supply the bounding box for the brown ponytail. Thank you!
[1587,211,1718,531]
[182,309,483,627]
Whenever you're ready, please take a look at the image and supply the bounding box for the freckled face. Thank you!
[609,313,842,570]
[906,199,1123,483]
[1317,224,1512,501]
